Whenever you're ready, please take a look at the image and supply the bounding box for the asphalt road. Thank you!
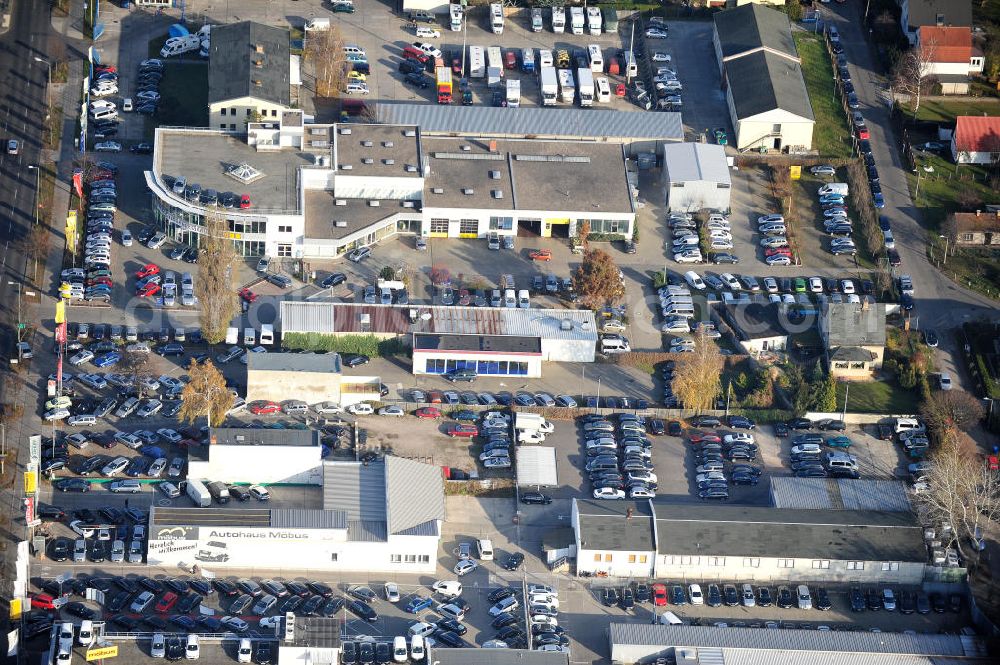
[824,3,1000,390]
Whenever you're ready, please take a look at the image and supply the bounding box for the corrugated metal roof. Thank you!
[840,479,911,512]
[150,506,271,528]
[608,624,977,656]
[322,461,387,522]
[270,509,347,530]
[429,648,569,665]
[769,478,833,509]
[716,652,992,665]
[347,519,388,542]
[385,456,445,536]
[280,302,598,342]
[248,352,341,374]
[516,446,558,487]
[395,520,440,537]
[377,103,683,141]
[663,143,731,185]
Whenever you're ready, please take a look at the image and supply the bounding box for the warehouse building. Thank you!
[146,116,635,258]
[653,503,926,584]
[769,477,912,512]
[279,301,599,378]
[608,624,990,665]
[661,143,732,212]
[187,427,323,485]
[573,499,656,578]
[245,352,381,406]
[428,649,569,665]
[148,456,444,573]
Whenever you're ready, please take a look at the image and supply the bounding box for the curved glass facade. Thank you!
[151,193,267,257]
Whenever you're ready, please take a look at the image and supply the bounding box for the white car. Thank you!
[720,273,742,290]
[592,487,626,500]
[660,318,690,334]
[645,28,669,39]
[44,408,71,421]
[148,458,168,478]
[431,580,462,598]
[684,271,706,290]
[347,402,374,415]
[724,433,755,445]
[453,560,479,576]
[651,52,671,62]
[69,350,94,366]
[808,277,824,293]
[757,214,784,225]
[765,254,792,266]
[413,42,442,58]
[384,582,401,602]
[314,402,343,415]
[94,141,122,152]
[378,405,405,417]
[151,634,166,659]
[408,622,436,638]
[689,584,704,605]
[791,443,822,456]
[673,250,703,264]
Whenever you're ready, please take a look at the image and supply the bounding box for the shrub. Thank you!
[281,333,406,357]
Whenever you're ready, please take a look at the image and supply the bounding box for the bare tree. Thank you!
[920,389,986,440]
[178,359,234,428]
[912,432,1000,560]
[195,212,239,345]
[671,329,724,414]
[120,349,157,399]
[304,25,349,98]
[893,39,938,117]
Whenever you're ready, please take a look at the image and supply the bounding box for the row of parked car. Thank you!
[580,413,659,500]
[689,425,763,501]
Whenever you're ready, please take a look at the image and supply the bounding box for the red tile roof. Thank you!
[919,26,972,63]
[954,116,1000,153]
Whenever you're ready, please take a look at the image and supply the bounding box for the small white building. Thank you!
[148,456,445,574]
[572,499,656,578]
[246,351,381,406]
[917,26,984,95]
[188,427,323,485]
[661,143,731,213]
[951,115,1000,165]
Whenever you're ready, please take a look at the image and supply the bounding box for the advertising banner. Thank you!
[24,496,34,524]
[65,211,78,253]
[55,321,66,345]
[55,301,66,325]
[86,646,118,661]
[23,471,37,495]
[6,628,16,657]
[28,435,40,465]
[72,169,83,200]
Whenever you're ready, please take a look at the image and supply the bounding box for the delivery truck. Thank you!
[551,6,565,34]
[570,6,585,35]
[450,3,463,32]
[186,479,212,507]
[225,326,239,345]
[487,46,504,88]
[558,68,575,104]
[437,67,453,103]
[586,6,602,36]
[469,46,485,78]
[490,2,504,35]
[576,67,594,106]
[540,66,558,106]
[505,79,520,107]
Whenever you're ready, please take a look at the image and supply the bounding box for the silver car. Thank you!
[167,457,185,478]
[127,540,143,563]
[73,539,87,562]
[110,540,125,563]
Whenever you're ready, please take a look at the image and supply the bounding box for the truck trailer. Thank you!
[450,3,463,32]
[558,68,575,104]
[436,67,453,104]
[540,66,558,105]
[576,67,594,106]
[551,6,565,34]
[469,46,485,78]
[569,6,585,35]
[490,2,504,35]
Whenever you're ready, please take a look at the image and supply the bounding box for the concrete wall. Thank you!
[803,411,918,424]
[402,0,450,14]
[187,445,323,485]
[210,96,292,132]
[578,547,656,578]
[736,113,814,152]
[655,554,925,584]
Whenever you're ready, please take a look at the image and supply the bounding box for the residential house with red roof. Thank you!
[951,116,1000,164]
[917,26,984,94]
[898,0,972,45]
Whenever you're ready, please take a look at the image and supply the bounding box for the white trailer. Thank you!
[569,6,585,35]
[551,6,565,33]
[540,66,558,106]
[557,68,575,104]
[490,2,504,35]
[576,67,594,106]
[186,479,211,507]
[469,46,485,79]
[449,3,463,32]
[515,412,552,432]
[586,6,603,36]
[506,79,521,107]
[486,46,503,72]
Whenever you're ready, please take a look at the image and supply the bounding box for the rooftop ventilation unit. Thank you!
[560,319,573,331]
[462,188,474,195]
[362,157,374,164]
[335,200,347,206]
[405,165,418,172]
[432,188,444,194]
[401,201,416,208]
[404,129,416,137]
[339,128,352,135]
[226,163,265,184]
[383,141,394,148]
[491,190,503,199]
[309,128,326,135]
[339,164,352,170]
[460,145,471,151]
[489,170,501,179]
[334,220,348,227]
[362,140,373,147]
[368,200,380,207]
[383,159,395,165]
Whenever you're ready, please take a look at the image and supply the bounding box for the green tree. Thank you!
[784,0,803,22]
[783,363,812,416]
[812,372,838,412]
[672,330,724,414]
[195,212,239,344]
[379,265,396,281]
[178,359,234,428]
[572,248,625,308]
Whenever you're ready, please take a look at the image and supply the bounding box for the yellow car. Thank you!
[348,71,367,83]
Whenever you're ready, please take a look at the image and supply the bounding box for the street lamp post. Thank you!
[33,56,51,86]
[8,281,21,346]
[27,165,40,226]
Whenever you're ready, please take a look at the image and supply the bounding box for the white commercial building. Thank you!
[145,117,635,258]
[245,352,381,406]
[661,143,732,212]
[187,428,323,485]
[279,302,599,378]
[573,500,656,579]
[148,456,445,573]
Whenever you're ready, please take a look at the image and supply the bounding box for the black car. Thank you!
[434,630,465,648]
[342,354,370,368]
[280,595,303,613]
[690,415,721,428]
[436,618,467,635]
[64,601,96,619]
[48,538,71,562]
[165,637,185,661]
[492,612,517,629]
[502,552,524,571]
[788,418,813,430]
[634,583,651,603]
[347,599,377,622]
[706,584,722,607]
[187,579,211,596]
[898,590,915,614]
[212,579,238,596]
[374,642,391,663]
[776,586,793,608]
[299,594,324,615]
[813,587,831,611]
[723,584,740,606]
[850,586,866,612]
[520,492,552,505]
[818,419,846,431]
[398,59,422,75]
[170,615,197,631]
[488,587,515,604]
[949,593,963,613]
[138,577,164,592]
[163,578,188,594]
[930,592,947,613]
[129,143,153,154]
[403,71,429,88]
[255,642,274,665]
[54,478,91,492]
[23,619,55,639]
[358,641,375,664]
[176,593,202,613]
[666,420,682,437]
[867,588,882,611]
[619,586,635,610]
[602,587,619,607]
[916,592,931,614]
[307,581,333,598]
[341,642,357,665]
[320,597,346,616]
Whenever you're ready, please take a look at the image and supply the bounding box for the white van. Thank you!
[657,611,684,625]
[243,328,256,346]
[78,620,94,647]
[91,108,118,122]
[894,417,924,434]
[818,183,849,196]
[237,638,252,663]
[409,635,425,661]
[477,539,494,560]
[600,337,631,353]
[342,45,366,57]
[259,323,274,345]
[539,49,554,68]
[587,44,604,72]
[623,51,638,78]
[596,76,610,102]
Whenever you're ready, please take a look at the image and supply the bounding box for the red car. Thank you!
[415,407,442,419]
[155,592,178,613]
[249,400,281,415]
[457,289,471,306]
[652,583,668,607]
[426,391,443,404]
[30,594,57,609]
[528,249,552,261]
[987,455,999,472]
[137,283,161,298]
[615,82,626,97]
[687,430,721,444]
[88,171,114,182]
[136,264,160,279]
[447,424,478,438]
[86,277,113,287]
[765,247,793,258]
[239,194,251,209]
[238,287,258,303]
[856,127,870,140]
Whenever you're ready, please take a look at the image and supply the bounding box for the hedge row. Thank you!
[281,333,406,357]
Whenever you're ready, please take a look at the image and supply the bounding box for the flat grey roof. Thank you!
[822,302,887,347]
[714,3,798,61]
[422,137,633,214]
[247,351,341,374]
[726,50,814,121]
[377,103,684,141]
[333,124,422,178]
[430,649,568,665]
[663,142,731,185]
[286,616,341,648]
[609,624,981,657]
[770,477,912,512]
[207,427,320,447]
[717,303,793,341]
[155,128,311,213]
[322,460,387,523]
[209,21,290,106]
[413,333,542,354]
[303,191,404,241]
[653,504,924,562]
[150,506,344,530]
[576,499,656,552]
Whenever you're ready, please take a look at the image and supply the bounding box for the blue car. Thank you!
[93,351,121,367]
[819,195,844,205]
[405,596,433,613]
[873,192,885,208]
[453,410,477,422]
